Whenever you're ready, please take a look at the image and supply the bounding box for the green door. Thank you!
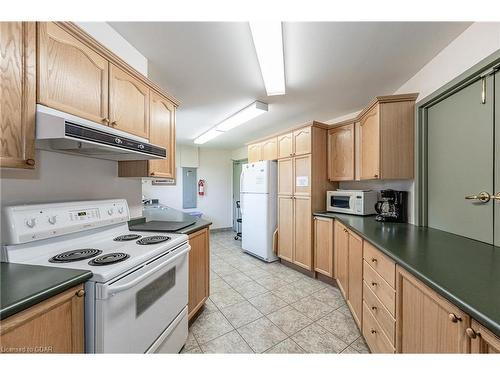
[427,75,495,244]
[495,71,500,246]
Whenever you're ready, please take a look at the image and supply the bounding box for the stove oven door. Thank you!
[94,243,190,353]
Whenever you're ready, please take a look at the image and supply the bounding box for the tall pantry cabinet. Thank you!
[277,122,336,271]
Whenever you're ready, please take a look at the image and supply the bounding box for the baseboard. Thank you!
[209,227,233,233]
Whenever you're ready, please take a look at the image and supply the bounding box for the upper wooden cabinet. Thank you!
[248,143,262,163]
[292,126,312,156]
[277,132,293,158]
[313,216,334,277]
[359,104,381,179]
[328,123,355,181]
[0,22,36,169]
[109,64,149,139]
[395,266,470,353]
[38,22,109,125]
[261,137,278,160]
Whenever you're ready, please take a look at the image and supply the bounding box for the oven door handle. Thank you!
[97,245,190,300]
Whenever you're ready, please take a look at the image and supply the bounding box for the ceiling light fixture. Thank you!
[193,101,268,145]
[249,21,286,96]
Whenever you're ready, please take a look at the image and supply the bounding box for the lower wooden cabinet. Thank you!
[334,221,349,298]
[313,217,334,277]
[0,284,85,353]
[293,196,312,270]
[395,266,470,353]
[187,228,210,321]
[347,231,363,327]
[468,320,500,353]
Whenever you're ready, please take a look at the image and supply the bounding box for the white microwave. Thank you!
[326,190,378,215]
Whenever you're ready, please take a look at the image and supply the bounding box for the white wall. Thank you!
[143,148,234,229]
[231,146,248,160]
[76,22,148,76]
[1,23,148,221]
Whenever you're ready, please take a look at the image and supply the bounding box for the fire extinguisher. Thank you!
[198,179,206,196]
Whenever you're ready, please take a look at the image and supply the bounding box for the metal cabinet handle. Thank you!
[465,327,478,339]
[493,193,500,201]
[371,329,376,334]
[465,191,491,203]
[371,282,378,287]
[371,258,377,263]
[448,313,462,323]
[110,121,117,126]
[26,158,35,166]
[102,118,110,124]
[76,289,85,297]
[371,306,377,311]
[373,174,379,178]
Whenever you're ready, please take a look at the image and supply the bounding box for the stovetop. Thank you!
[3,223,188,283]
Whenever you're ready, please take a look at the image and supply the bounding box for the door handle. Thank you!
[465,191,491,203]
[493,193,500,201]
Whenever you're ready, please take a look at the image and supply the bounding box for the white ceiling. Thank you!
[109,22,470,149]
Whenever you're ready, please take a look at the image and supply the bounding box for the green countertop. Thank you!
[1,262,92,320]
[129,205,212,235]
[313,212,500,337]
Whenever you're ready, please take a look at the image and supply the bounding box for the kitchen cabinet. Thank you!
[347,231,363,327]
[188,228,210,321]
[313,217,334,277]
[109,64,150,139]
[358,94,417,180]
[395,265,470,353]
[276,122,335,271]
[118,91,176,178]
[292,126,312,156]
[363,302,395,353]
[0,22,36,169]
[248,142,262,163]
[334,221,349,298]
[328,123,355,181]
[0,284,85,353]
[261,137,278,160]
[277,132,293,158]
[38,22,109,125]
[467,320,500,353]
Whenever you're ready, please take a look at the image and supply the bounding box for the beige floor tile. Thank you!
[311,286,346,309]
[232,280,268,299]
[190,311,233,344]
[183,330,199,351]
[256,275,289,290]
[316,310,361,344]
[291,323,349,353]
[265,338,305,354]
[350,336,370,353]
[210,287,245,309]
[211,262,239,276]
[336,304,352,317]
[221,271,252,288]
[237,317,287,353]
[266,305,313,335]
[200,330,253,353]
[272,284,312,303]
[220,300,263,328]
[243,268,273,281]
[291,295,334,320]
[340,346,360,354]
[210,278,234,293]
[203,298,219,314]
[248,292,288,314]
[180,345,202,354]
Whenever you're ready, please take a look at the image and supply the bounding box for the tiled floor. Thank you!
[182,230,370,354]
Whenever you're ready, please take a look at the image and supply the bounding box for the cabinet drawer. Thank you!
[363,302,395,353]
[363,241,396,288]
[363,281,395,345]
[363,260,395,314]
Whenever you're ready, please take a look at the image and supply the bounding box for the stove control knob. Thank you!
[118,207,124,214]
[25,218,36,228]
[107,208,114,216]
[48,216,57,225]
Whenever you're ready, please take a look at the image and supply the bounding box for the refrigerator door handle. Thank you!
[240,194,244,215]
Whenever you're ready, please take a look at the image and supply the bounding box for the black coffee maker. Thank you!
[375,190,407,222]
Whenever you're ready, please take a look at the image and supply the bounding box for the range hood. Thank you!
[35,105,167,161]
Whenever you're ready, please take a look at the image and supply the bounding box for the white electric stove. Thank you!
[1,199,190,354]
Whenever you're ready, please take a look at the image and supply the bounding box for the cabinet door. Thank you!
[293,154,311,196]
[38,22,109,125]
[277,196,294,262]
[148,92,176,178]
[1,22,36,169]
[261,137,278,160]
[347,231,363,327]
[278,158,293,196]
[248,143,262,163]
[294,196,312,270]
[469,320,500,353]
[109,64,149,139]
[293,126,312,156]
[334,221,349,298]
[328,124,355,181]
[395,266,469,353]
[0,284,84,353]
[313,217,334,277]
[277,132,293,158]
[188,228,210,320]
[359,104,380,180]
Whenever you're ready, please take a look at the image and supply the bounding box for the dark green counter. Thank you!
[1,263,92,320]
[313,212,500,337]
[129,205,212,235]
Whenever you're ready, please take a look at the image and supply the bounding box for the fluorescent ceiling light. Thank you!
[216,101,268,132]
[249,21,286,96]
[193,128,224,145]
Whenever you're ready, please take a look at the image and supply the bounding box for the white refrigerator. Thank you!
[240,160,278,262]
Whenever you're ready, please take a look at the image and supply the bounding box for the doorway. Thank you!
[232,159,247,231]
